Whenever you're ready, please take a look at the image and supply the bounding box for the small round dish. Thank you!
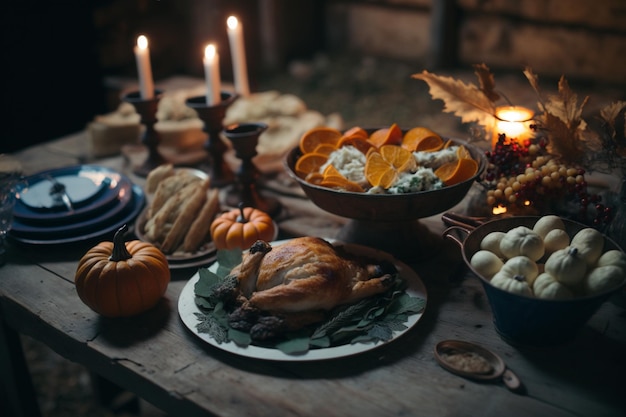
[9,185,145,246]
[434,340,521,391]
[14,165,127,224]
[11,176,134,238]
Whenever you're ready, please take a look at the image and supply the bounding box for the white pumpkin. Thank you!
[480,231,506,258]
[583,265,625,295]
[470,250,504,279]
[545,246,587,286]
[596,250,626,271]
[499,256,539,287]
[533,272,574,300]
[533,215,566,239]
[570,227,604,265]
[499,226,545,261]
[543,229,570,255]
[490,271,533,296]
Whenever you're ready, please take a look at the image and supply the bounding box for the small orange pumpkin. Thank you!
[74,225,171,318]
[210,203,276,250]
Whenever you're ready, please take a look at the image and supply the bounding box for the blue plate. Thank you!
[14,165,127,224]
[8,185,145,245]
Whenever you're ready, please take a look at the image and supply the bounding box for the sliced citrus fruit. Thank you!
[342,126,368,139]
[295,152,328,178]
[402,126,444,152]
[456,145,472,160]
[434,158,479,186]
[337,135,376,155]
[367,123,403,148]
[401,126,443,152]
[305,172,324,185]
[320,177,365,193]
[415,137,444,152]
[313,143,338,156]
[365,151,398,189]
[322,164,344,179]
[299,127,343,154]
[379,145,417,172]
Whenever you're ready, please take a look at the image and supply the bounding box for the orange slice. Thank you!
[295,153,328,178]
[299,127,343,154]
[401,126,443,152]
[456,145,472,160]
[322,164,344,179]
[305,172,324,185]
[313,143,338,156]
[365,151,398,189]
[320,177,365,193]
[379,145,417,172]
[368,123,403,148]
[342,126,368,139]
[337,135,376,155]
[402,127,443,152]
[434,158,479,186]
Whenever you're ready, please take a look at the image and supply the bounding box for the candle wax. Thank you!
[227,16,250,96]
[203,44,222,105]
[134,35,155,100]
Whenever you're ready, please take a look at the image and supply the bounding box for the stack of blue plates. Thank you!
[10,165,145,245]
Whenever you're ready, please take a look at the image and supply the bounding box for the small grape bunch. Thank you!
[484,135,611,226]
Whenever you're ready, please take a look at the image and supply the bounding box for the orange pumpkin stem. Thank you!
[236,202,248,223]
[110,224,132,262]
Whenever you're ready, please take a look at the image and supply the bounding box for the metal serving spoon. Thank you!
[434,340,523,393]
[46,174,73,212]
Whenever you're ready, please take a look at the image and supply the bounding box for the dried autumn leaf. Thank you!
[542,113,586,163]
[600,101,626,126]
[412,70,495,125]
[473,63,500,102]
[523,67,541,100]
[544,76,588,131]
[599,101,626,159]
[524,70,590,164]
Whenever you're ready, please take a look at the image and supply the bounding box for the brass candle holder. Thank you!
[123,89,165,177]
[186,92,238,187]
[223,123,281,216]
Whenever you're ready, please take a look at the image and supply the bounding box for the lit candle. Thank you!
[492,106,534,148]
[227,16,250,96]
[203,44,222,105]
[134,35,154,99]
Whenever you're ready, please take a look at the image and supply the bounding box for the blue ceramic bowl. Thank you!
[447,216,626,347]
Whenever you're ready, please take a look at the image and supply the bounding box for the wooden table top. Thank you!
[1,133,625,417]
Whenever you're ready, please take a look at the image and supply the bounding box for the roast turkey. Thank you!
[217,237,396,340]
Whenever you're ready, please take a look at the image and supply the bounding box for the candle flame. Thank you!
[205,44,216,60]
[492,205,507,215]
[137,35,148,50]
[496,107,534,123]
[227,16,239,30]
[492,105,534,148]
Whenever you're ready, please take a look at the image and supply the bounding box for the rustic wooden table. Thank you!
[1,133,625,417]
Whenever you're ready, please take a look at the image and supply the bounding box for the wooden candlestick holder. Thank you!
[186,92,238,187]
[123,90,165,177]
[223,123,281,216]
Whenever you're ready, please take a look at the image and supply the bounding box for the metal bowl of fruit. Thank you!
[284,125,486,260]
[444,215,626,346]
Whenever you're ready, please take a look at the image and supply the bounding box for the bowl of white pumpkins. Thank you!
[445,215,626,346]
